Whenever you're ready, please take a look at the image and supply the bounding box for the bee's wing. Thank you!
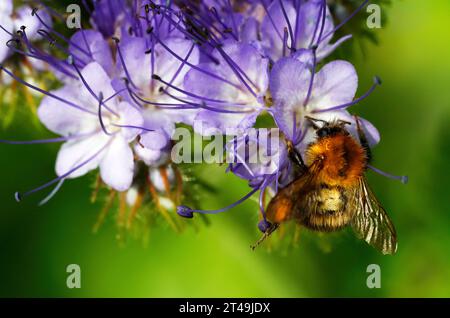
[266,172,314,224]
[350,178,398,255]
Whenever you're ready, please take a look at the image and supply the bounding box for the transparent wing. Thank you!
[350,178,398,255]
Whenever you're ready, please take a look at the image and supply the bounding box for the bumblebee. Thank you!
[257,116,397,255]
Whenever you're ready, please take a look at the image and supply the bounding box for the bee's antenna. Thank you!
[338,119,352,126]
[250,223,279,250]
[304,116,328,129]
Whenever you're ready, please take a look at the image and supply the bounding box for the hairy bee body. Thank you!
[268,132,366,231]
[264,119,398,254]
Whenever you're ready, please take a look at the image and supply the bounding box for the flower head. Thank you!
[260,0,352,62]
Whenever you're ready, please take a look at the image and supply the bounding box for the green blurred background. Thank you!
[1,0,449,297]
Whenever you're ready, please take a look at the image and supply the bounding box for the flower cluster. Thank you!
[0,0,404,236]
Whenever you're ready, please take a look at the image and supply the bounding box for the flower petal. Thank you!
[309,60,358,111]
[316,34,353,61]
[0,15,13,63]
[100,136,134,191]
[155,38,200,89]
[69,30,114,75]
[116,101,143,141]
[134,144,167,166]
[14,5,52,40]
[140,131,169,150]
[270,57,311,139]
[55,133,108,178]
[80,62,117,110]
[0,0,13,16]
[37,86,97,136]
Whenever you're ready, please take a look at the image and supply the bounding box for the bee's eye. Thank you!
[317,128,330,138]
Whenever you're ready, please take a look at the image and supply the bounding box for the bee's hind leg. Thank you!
[251,223,279,250]
[354,115,372,163]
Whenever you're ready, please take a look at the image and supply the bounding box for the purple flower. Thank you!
[113,35,200,162]
[260,0,351,61]
[184,41,269,133]
[226,131,290,188]
[37,62,143,191]
[269,55,380,153]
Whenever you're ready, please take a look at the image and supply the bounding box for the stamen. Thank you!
[111,124,154,132]
[258,219,272,233]
[177,187,259,218]
[112,37,139,89]
[214,45,258,97]
[81,0,92,15]
[261,0,283,43]
[166,42,195,87]
[303,46,317,107]
[15,140,111,202]
[125,83,195,109]
[368,164,409,184]
[36,1,66,21]
[282,27,288,57]
[97,92,114,136]
[0,133,93,145]
[32,8,91,58]
[38,179,65,206]
[316,0,327,44]
[313,76,381,113]
[68,56,119,117]
[318,0,370,45]
[309,0,326,47]
[293,0,302,49]
[152,74,246,104]
[161,87,257,113]
[154,36,243,90]
[226,0,239,40]
[0,64,95,115]
[0,24,13,36]
[279,0,294,53]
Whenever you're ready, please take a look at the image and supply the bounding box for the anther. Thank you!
[258,220,272,233]
[374,75,382,86]
[177,205,194,218]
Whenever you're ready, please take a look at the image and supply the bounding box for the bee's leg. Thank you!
[251,223,279,250]
[354,115,372,163]
[286,140,307,172]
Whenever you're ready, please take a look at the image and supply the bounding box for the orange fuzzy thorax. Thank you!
[306,133,367,187]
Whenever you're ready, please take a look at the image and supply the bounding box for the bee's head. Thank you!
[305,116,351,138]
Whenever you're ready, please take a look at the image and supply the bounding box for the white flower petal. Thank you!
[100,136,134,191]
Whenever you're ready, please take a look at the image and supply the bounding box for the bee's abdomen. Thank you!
[298,185,354,231]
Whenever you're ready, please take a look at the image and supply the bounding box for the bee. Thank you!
[254,116,397,255]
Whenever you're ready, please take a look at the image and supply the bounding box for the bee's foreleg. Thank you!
[286,140,307,172]
[354,115,372,163]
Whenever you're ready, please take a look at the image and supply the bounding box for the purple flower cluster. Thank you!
[0,0,404,233]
